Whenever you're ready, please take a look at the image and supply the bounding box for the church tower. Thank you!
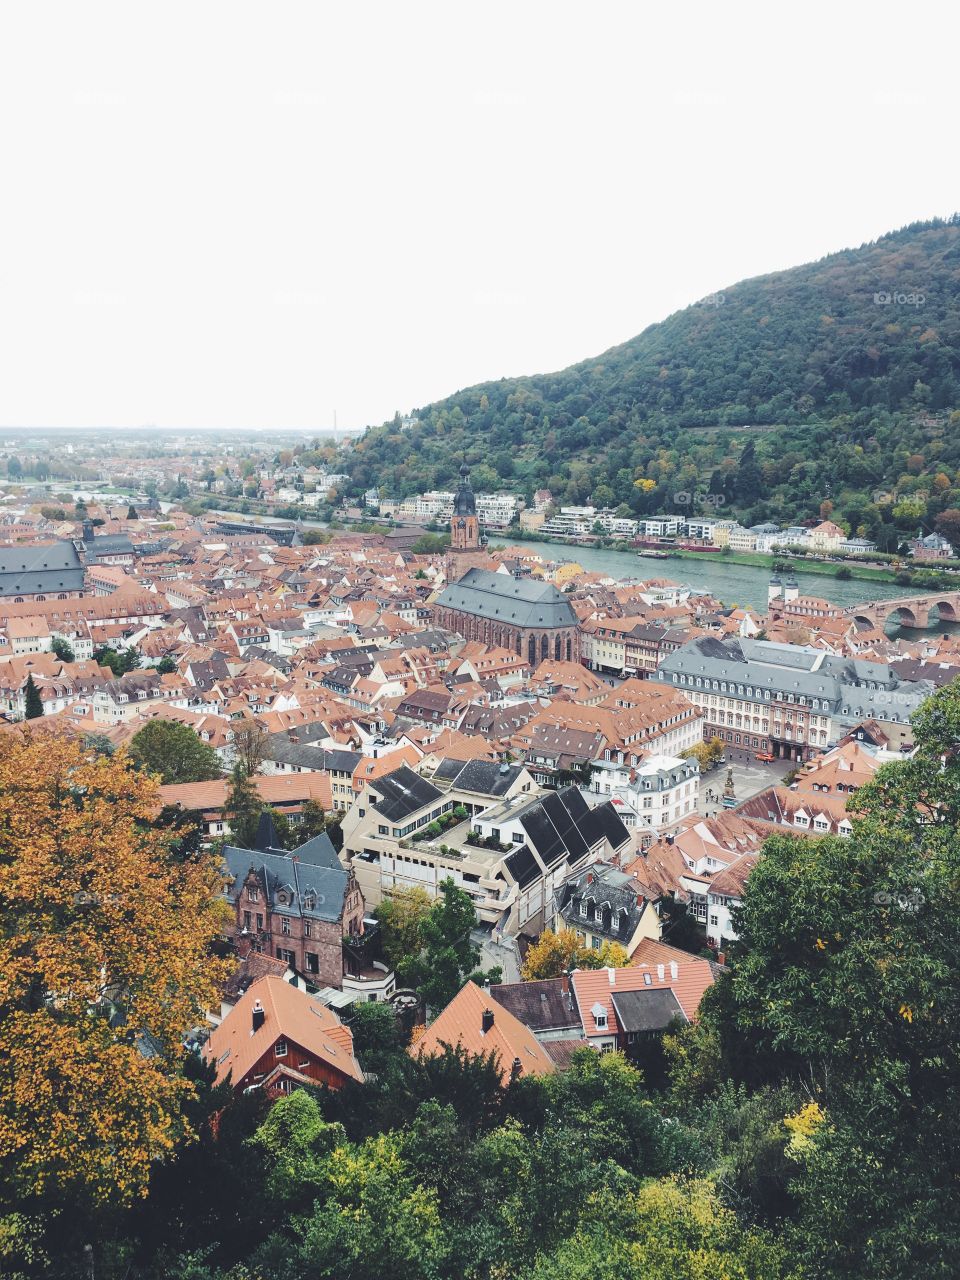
[449,461,482,553]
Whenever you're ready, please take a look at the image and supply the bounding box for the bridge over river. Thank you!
[846,592,960,631]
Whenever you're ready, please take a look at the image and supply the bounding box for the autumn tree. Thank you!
[376,886,432,971]
[128,720,223,785]
[0,732,230,1205]
[522,927,630,980]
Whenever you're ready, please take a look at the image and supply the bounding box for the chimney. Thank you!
[607,966,616,987]
[252,999,265,1033]
[669,960,678,980]
[656,963,665,981]
[481,1008,495,1034]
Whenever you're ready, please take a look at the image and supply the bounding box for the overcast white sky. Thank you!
[0,2,955,433]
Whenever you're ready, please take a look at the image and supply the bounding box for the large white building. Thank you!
[587,753,700,832]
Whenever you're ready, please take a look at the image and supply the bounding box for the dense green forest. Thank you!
[341,218,960,546]
[9,681,960,1279]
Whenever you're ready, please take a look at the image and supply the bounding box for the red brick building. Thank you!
[204,975,364,1096]
[224,831,368,989]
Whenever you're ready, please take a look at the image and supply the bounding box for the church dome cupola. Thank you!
[453,460,477,517]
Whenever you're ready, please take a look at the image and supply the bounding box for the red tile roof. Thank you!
[410,980,556,1081]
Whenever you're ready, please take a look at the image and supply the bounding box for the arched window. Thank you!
[554,635,561,661]
[566,637,572,661]
[528,635,537,665]
[541,634,549,661]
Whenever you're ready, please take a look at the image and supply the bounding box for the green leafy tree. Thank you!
[298,798,328,842]
[50,636,75,664]
[250,1110,447,1280]
[225,765,264,848]
[400,878,482,1009]
[411,533,451,555]
[691,679,960,1276]
[528,1178,793,1280]
[128,721,223,785]
[156,654,177,675]
[349,1001,405,1076]
[94,646,141,676]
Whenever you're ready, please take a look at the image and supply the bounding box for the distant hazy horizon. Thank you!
[1,1,955,433]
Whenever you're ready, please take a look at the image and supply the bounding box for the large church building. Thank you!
[435,566,581,665]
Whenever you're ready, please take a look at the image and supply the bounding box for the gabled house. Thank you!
[570,958,715,1056]
[203,974,364,1097]
[411,980,556,1082]
[223,826,392,999]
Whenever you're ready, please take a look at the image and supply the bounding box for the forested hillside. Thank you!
[343,217,960,543]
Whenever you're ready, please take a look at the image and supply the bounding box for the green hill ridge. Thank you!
[342,217,960,547]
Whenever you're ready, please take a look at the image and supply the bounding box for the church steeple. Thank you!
[450,460,481,552]
[453,460,477,517]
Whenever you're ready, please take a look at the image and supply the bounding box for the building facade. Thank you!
[656,636,933,761]
[435,566,581,665]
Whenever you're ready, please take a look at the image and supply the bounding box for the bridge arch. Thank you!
[884,605,920,629]
[929,599,959,623]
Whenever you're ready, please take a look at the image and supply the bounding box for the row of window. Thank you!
[671,672,828,708]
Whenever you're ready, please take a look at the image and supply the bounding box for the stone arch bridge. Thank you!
[846,592,960,631]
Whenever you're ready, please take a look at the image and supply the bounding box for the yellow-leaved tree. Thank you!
[0,731,231,1204]
[522,927,630,980]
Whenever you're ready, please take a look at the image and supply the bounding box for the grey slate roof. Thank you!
[489,977,581,1034]
[291,831,342,870]
[657,635,934,729]
[83,532,135,562]
[223,841,348,921]
[432,757,524,797]
[370,765,443,822]
[262,734,362,774]
[489,786,630,870]
[437,568,577,629]
[555,862,648,941]
[0,540,84,597]
[611,988,685,1032]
